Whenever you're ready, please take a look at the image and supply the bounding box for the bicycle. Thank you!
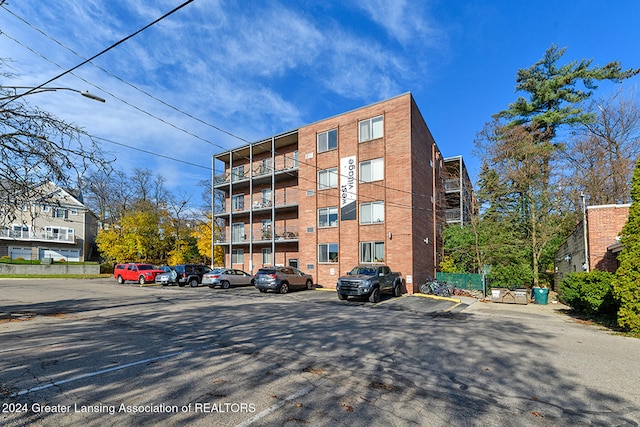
[419,279,452,297]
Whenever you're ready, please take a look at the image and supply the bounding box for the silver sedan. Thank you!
[204,268,255,289]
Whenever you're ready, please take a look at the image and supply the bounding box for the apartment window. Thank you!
[360,241,384,263]
[359,158,384,182]
[359,115,383,142]
[360,201,384,224]
[318,168,338,190]
[318,207,338,228]
[261,188,272,207]
[52,208,68,219]
[317,129,337,153]
[318,243,339,263]
[231,249,244,264]
[231,223,245,242]
[261,219,272,239]
[231,194,244,211]
[260,158,272,175]
[262,248,272,265]
[231,165,245,182]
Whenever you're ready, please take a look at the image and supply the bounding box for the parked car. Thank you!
[114,263,165,285]
[204,268,254,288]
[155,266,177,285]
[174,264,211,287]
[254,266,313,294]
[336,264,403,303]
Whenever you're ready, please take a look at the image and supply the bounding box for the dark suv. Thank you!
[254,266,313,294]
[175,264,211,287]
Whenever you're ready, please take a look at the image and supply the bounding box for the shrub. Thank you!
[559,271,618,317]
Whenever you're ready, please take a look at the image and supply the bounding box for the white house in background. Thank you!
[0,181,98,262]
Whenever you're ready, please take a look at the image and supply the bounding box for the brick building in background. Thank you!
[554,204,630,285]
[212,93,471,293]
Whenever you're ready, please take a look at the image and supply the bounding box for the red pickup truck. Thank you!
[114,263,165,285]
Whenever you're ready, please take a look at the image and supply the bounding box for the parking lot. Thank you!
[1,278,639,426]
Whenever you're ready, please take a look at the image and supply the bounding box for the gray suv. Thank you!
[254,267,313,294]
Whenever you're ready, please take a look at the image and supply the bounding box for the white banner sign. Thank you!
[340,156,357,220]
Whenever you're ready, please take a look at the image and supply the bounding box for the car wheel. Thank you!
[189,278,199,287]
[279,282,289,294]
[117,275,124,284]
[178,282,185,287]
[338,293,348,301]
[369,287,381,303]
[221,280,230,289]
[250,279,255,287]
[305,280,313,290]
[259,289,267,293]
[138,276,146,285]
[393,282,402,297]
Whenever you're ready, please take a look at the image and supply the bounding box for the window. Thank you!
[318,168,338,190]
[261,188,272,207]
[52,208,68,219]
[231,194,244,212]
[318,243,339,263]
[231,223,245,242]
[231,165,245,182]
[231,249,244,264]
[318,207,338,228]
[360,201,384,224]
[360,241,385,263]
[317,129,337,153]
[262,248,272,265]
[358,115,383,142]
[359,158,384,182]
[261,219,272,239]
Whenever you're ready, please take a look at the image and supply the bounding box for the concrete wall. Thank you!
[0,264,100,275]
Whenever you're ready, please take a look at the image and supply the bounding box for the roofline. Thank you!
[213,92,413,158]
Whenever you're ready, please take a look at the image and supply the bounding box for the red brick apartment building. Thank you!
[212,93,470,293]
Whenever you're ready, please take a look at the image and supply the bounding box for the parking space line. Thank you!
[235,378,327,427]
[10,345,213,397]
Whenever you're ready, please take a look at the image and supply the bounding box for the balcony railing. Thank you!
[445,178,461,191]
[445,209,462,222]
[0,228,75,243]
[221,189,299,214]
[213,152,298,186]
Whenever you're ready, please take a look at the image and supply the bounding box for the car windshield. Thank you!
[350,266,377,276]
[257,269,275,275]
[209,268,223,275]
[138,265,154,271]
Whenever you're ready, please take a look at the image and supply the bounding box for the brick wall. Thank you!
[587,204,630,272]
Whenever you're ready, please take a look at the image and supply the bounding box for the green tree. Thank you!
[613,158,640,332]
[96,205,168,263]
[498,45,639,142]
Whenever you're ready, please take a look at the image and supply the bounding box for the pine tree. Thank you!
[613,158,640,332]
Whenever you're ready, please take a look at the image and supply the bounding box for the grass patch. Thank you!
[0,274,111,279]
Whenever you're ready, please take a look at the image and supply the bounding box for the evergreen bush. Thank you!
[613,158,640,332]
[559,271,618,317]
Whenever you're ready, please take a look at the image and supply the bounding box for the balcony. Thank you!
[217,189,299,217]
[445,178,461,192]
[1,228,75,243]
[213,152,298,188]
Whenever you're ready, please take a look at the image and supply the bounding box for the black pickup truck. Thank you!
[336,265,403,303]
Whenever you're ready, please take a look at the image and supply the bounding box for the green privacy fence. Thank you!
[436,272,484,291]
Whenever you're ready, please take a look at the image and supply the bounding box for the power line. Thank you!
[1,0,195,104]
[1,5,446,212]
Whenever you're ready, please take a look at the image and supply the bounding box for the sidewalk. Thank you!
[461,296,570,319]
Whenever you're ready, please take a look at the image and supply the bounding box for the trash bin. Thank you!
[491,288,507,303]
[502,290,516,304]
[514,289,528,305]
[533,287,549,305]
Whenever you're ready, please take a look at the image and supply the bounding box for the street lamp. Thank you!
[0,86,106,102]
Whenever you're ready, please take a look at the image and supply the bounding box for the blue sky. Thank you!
[1,0,639,198]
